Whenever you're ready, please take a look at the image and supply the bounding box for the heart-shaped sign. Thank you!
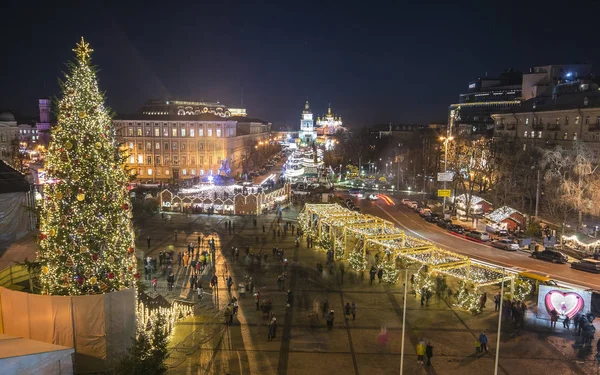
[544,290,584,319]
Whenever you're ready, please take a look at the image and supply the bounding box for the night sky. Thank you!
[2,1,599,126]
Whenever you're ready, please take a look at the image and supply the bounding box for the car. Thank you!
[418,208,432,217]
[498,229,509,236]
[349,188,364,198]
[448,224,465,234]
[491,239,519,251]
[437,219,452,229]
[425,215,439,223]
[401,198,411,205]
[407,201,418,209]
[532,249,568,264]
[570,258,600,273]
[466,231,491,241]
[368,194,379,200]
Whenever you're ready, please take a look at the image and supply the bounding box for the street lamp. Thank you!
[439,136,454,212]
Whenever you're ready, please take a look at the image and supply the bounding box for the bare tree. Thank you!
[542,141,600,229]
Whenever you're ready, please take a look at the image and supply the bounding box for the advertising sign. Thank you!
[536,285,591,320]
[437,189,451,197]
[437,172,454,182]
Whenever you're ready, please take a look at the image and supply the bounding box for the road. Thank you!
[350,196,600,290]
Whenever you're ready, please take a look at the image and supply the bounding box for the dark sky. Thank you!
[1,1,599,126]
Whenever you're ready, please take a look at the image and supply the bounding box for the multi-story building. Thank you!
[114,113,270,181]
[449,69,522,136]
[0,112,19,164]
[316,104,344,136]
[298,101,316,143]
[492,78,600,153]
[139,99,246,118]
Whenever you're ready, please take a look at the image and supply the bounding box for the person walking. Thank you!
[196,284,203,302]
[344,303,351,320]
[152,277,157,291]
[286,290,293,307]
[479,332,488,353]
[351,301,357,320]
[326,310,335,330]
[425,342,434,366]
[255,291,261,311]
[271,317,278,339]
[494,292,500,312]
[190,274,196,291]
[563,315,571,330]
[268,318,275,341]
[322,300,329,318]
[167,272,174,291]
[369,266,377,286]
[416,339,426,364]
[183,252,189,268]
[146,236,151,250]
[227,275,233,293]
[550,309,559,328]
[377,268,383,284]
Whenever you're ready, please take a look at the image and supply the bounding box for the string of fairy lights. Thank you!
[299,204,516,311]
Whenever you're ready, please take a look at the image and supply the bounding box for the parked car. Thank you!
[407,201,418,209]
[532,249,568,264]
[466,231,491,241]
[498,229,509,236]
[570,258,600,273]
[401,199,411,205]
[437,219,452,229]
[425,214,440,223]
[448,224,465,234]
[491,239,519,251]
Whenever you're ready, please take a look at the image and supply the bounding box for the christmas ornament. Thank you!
[122,203,129,211]
[89,276,98,285]
[66,257,75,267]
[91,253,99,261]
[95,142,102,150]
[79,111,87,119]
[80,245,89,253]
[56,191,63,200]
[77,223,85,234]
[107,255,115,263]
[41,266,49,275]
[76,276,85,285]
[38,233,47,241]
[76,193,85,201]
[127,247,134,254]
[107,272,115,280]
[99,281,108,292]
[65,141,73,150]
[134,272,140,279]
[49,228,56,236]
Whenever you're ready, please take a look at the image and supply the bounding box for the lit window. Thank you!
[129,142,133,149]
[146,156,152,164]
[208,128,213,137]
[182,169,187,176]
[137,154,143,164]
[524,131,528,137]
[147,169,153,175]
[216,129,222,137]
[129,155,134,164]
[525,118,529,125]
[538,131,542,138]
[575,116,580,125]
[181,129,186,137]
[146,142,151,150]
[172,142,177,150]
[209,169,213,175]
[166,169,169,175]
[190,129,195,137]
[128,128,134,136]
[155,142,160,150]
[163,127,168,136]
[200,169,204,175]
[154,128,160,136]
[172,128,177,137]
[191,169,196,175]
[137,128,142,136]
[181,143,185,150]
[574,133,578,140]
[564,132,568,140]
[199,129,204,137]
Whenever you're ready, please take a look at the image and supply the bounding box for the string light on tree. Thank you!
[36,37,137,296]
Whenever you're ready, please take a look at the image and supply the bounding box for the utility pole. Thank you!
[399,268,408,374]
[535,168,541,218]
[494,269,505,375]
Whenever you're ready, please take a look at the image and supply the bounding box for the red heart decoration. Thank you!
[544,290,584,319]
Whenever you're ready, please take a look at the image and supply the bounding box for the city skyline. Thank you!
[2,1,600,126]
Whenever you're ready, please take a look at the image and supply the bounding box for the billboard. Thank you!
[437,172,454,182]
[536,285,591,320]
[437,189,451,197]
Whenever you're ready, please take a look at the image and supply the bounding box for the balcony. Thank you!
[589,124,600,132]
[532,124,544,131]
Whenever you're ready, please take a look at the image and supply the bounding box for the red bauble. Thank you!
[134,272,140,279]
[107,272,115,280]
[38,233,47,241]
[127,247,134,254]
[76,276,85,285]
[91,253,99,261]
[122,203,129,210]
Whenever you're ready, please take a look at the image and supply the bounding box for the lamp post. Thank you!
[439,136,454,212]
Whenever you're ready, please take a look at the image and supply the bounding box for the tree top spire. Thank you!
[73,36,94,63]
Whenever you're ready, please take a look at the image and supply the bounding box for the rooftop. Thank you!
[114,113,234,122]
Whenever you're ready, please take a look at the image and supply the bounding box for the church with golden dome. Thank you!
[316,104,344,135]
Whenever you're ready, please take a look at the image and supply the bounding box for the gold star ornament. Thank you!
[73,36,94,62]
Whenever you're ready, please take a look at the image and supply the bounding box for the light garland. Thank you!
[413,265,434,295]
[36,38,137,295]
[562,235,600,249]
[137,292,194,339]
[381,257,399,284]
[348,250,368,272]
[454,280,482,314]
[484,206,521,223]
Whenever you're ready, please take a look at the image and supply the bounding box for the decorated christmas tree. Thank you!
[37,37,137,295]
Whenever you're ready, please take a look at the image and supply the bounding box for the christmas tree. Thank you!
[37,37,137,295]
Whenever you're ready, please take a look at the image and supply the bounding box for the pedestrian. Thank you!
[344,302,351,320]
[426,342,434,366]
[167,272,174,291]
[239,283,246,298]
[369,266,376,286]
[322,300,329,318]
[479,332,488,353]
[286,289,293,307]
[351,301,357,320]
[563,315,571,330]
[227,275,233,293]
[416,338,426,364]
[377,268,383,283]
[550,309,559,328]
[183,252,189,267]
[326,310,335,330]
[146,236,151,250]
[255,291,261,311]
[190,275,196,290]
[272,317,278,338]
[494,292,500,312]
[268,318,275,341]
[177,252,182,266]
[152,277,157,291]
[196,284,203,301]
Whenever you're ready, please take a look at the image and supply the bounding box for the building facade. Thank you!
[316,105,343,136]
[492,79,600,153]
[0,112,19,164]
[114,114,270,182]
[298,101,316,143]
[449,70,522,136]
[139,99,246,118]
